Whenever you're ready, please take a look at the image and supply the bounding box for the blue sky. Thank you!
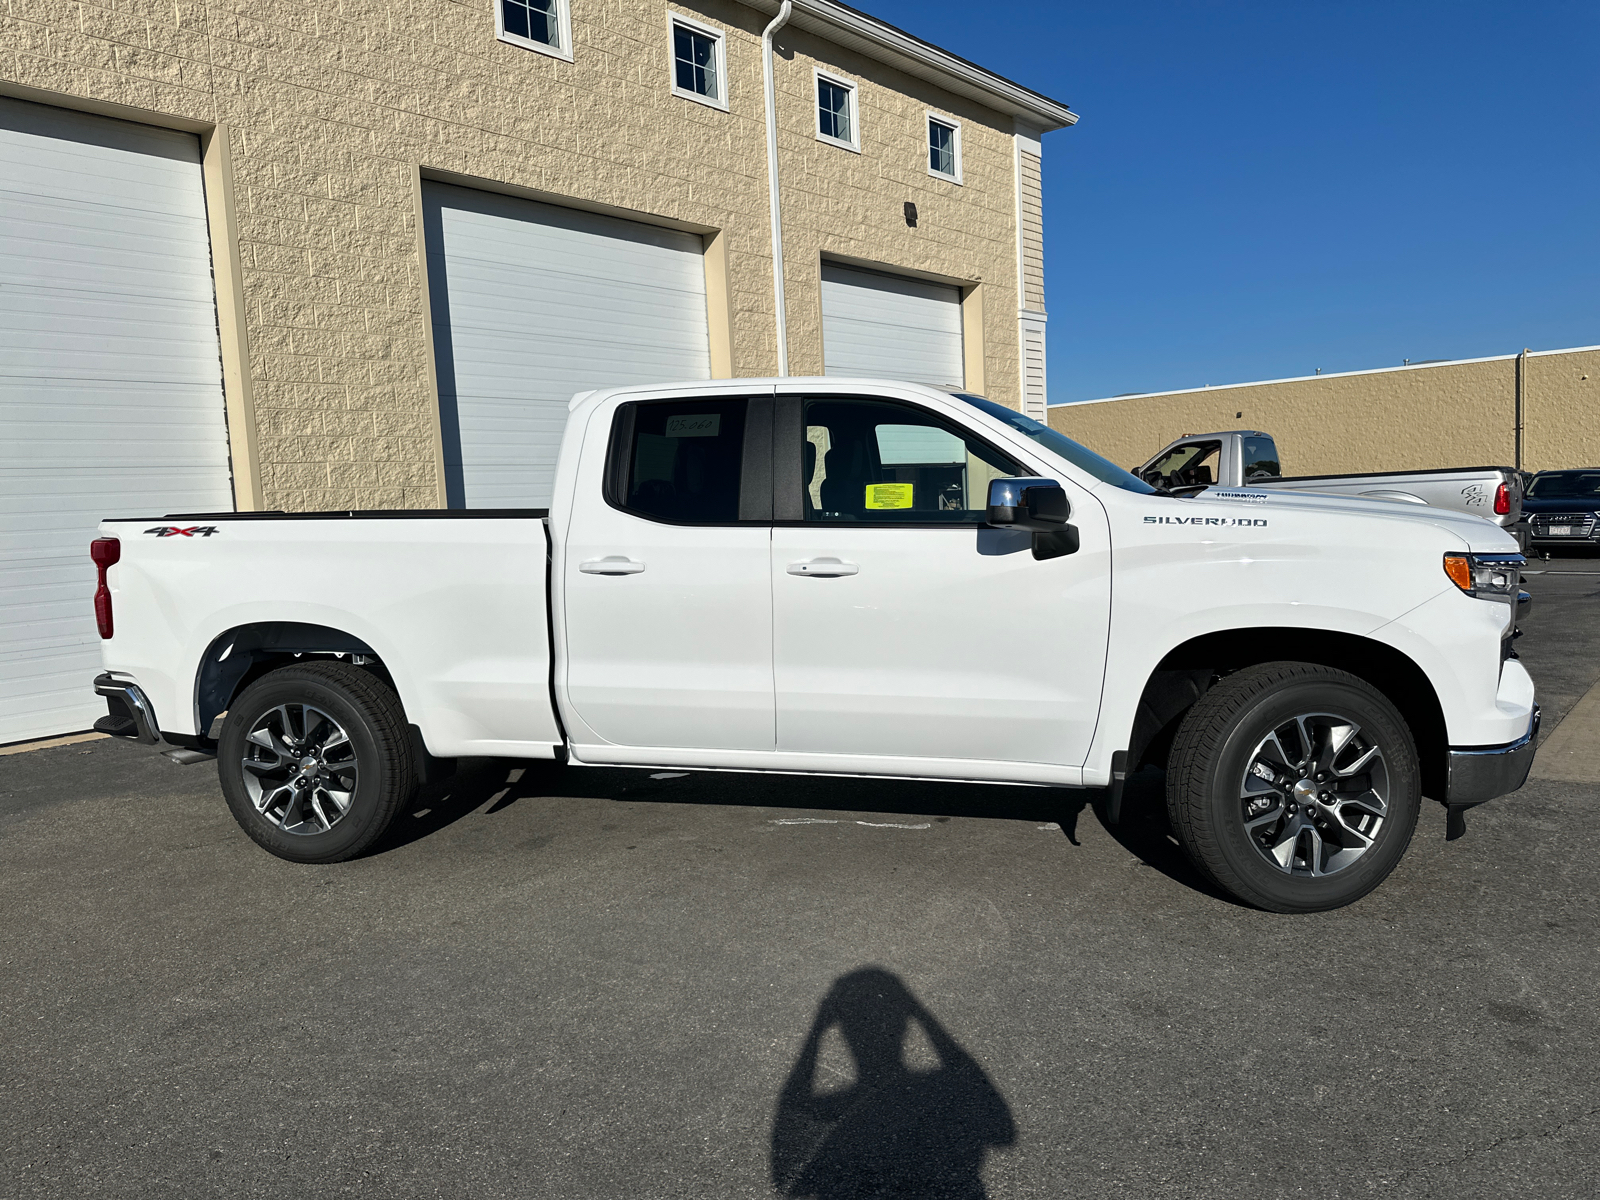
[865,1,1600,403]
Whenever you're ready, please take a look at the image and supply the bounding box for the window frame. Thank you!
[667,13,729,112]
[773,395,1026,527]
[604,396,773,527]
[926,112,963,184]
[813,68,860,153]
[495,0,573,62]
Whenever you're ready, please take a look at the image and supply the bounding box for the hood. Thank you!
[1185,486,1520,552]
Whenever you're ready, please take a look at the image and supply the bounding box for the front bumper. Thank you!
[1446,705,1539,807]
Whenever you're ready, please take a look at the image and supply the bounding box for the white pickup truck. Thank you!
[89,380,1538,913]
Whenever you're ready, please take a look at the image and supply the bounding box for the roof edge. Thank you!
[743,0,1078,131]
[1051,344,1600,409]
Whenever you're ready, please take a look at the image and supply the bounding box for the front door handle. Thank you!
[787,558,858,577]
[580,556,645,575]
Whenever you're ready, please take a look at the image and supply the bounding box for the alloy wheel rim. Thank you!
[240,703,360,836]
[1239,712,1388,877]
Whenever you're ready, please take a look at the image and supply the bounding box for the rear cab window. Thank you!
[607,397,769,523]
[1240,436,1281,481]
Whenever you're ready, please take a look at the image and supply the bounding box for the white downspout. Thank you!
[763,1,794,376]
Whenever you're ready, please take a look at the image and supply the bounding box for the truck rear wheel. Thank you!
[217,662,416,864]
[1166,662,1421,913]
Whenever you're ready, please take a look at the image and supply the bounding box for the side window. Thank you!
[799,398,1023,523]
[614,398,748,524]
[1144,440,1220,489]
[1241,436,1281,481]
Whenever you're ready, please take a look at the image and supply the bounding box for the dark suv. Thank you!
[1523,470,1600,550]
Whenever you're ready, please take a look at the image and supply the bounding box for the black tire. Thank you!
[1166,662,1421,913]
[218,662,417,864]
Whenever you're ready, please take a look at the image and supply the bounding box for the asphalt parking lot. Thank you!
[4,560,1598,1199]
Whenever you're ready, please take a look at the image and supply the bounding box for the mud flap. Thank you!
[1106,749,1130,825]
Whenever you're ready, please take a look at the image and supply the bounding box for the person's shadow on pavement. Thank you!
[771,967,1016,1199]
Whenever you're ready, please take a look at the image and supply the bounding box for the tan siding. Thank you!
[1,0,1035,509]
[1046,347,1600,476]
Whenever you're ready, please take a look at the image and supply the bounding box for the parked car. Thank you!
[1135,430,1530,550]
[1522,469,1600,551]
[89,380,1537,913]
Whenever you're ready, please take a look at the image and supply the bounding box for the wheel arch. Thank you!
[194,622,385,744]
[1130,628,1448,800]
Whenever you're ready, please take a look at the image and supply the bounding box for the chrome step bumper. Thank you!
[93,673,161,745]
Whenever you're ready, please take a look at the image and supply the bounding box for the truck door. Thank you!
[769,394,1110,772]
[561,395,774,751]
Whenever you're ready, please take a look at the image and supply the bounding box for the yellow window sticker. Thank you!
[864,483,914,509]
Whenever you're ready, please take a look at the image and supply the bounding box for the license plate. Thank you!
[1549,527,1576,536]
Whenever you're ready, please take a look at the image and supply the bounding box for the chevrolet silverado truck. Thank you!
[1136,430,1530,549]
[89,380,1538,913]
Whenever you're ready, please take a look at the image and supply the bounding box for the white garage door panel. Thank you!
[821,263,965,389]
[0,98,232,745]
[424,182,711,508]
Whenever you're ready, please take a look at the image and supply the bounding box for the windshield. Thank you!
[1529,471,1600,499]
[954,394,1156,494]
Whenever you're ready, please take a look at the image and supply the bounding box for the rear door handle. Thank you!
[580,556,645,575]
[787,558,858,577]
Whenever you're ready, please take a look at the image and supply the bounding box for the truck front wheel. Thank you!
[1166,662,1421,913]
[217,662,417,864]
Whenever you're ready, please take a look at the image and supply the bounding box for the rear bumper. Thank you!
[93,673,162,745]
[1446,705,1539,807]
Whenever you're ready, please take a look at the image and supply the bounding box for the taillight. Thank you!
[90,538,120,639]
[1494,482,1510,515]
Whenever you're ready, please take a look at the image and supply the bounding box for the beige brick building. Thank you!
[0,0,1075,515]
[1049,345,1600,476]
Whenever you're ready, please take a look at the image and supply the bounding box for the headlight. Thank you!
[1443,552,1524,598]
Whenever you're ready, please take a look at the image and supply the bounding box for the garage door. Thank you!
[422,183,712,508]
[0,98,233,746]
[821,263,965,390]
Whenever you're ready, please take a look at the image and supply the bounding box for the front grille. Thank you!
[1531,512,1597,538]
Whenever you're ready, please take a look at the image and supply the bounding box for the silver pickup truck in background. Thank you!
[1136,430,1529,549]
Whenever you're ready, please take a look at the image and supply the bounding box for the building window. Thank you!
[497,0,571,60]
[815,71,859,152]
[670,16,727,110]
[928,115,962,183]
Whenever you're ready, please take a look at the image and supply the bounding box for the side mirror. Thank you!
[987,477,1071,531]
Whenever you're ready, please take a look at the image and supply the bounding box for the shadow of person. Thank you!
[772,968,1015,1199]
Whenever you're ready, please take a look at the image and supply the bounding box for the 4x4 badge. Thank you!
[144,525,220,537]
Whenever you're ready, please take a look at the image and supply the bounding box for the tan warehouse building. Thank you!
[1049,345,1600,476]
[0,0,1074,741]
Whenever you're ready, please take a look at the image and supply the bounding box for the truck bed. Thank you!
[96,510,562,759]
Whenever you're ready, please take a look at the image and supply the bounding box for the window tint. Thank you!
[1241,436,1281,481]
[799,398,1023,523]
[619,399,747,523]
